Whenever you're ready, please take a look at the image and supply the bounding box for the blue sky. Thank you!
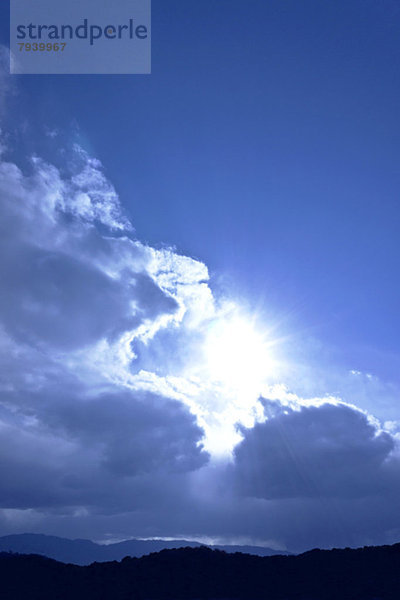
[0,0,400,551]
[4,0,400,375]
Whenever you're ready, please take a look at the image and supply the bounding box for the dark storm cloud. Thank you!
[0,244,137,349]
[41,388,208,478]
[231,399,399,500]
[0,384,208,510]
[0,243,177,350]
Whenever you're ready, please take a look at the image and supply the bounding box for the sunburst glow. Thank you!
[203,309,277,394]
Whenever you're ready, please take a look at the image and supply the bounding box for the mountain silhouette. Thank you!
[1,542,400,599]
[0,533,287,565]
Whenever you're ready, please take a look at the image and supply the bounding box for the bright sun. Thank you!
[203,311,276,393]
[184,304,280,458]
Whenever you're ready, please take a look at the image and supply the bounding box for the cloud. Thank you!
[0,148,185,353]
[232,398,399,500]
[0,384,207,511]
[1,95,400,552]
[0,129,213,521]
